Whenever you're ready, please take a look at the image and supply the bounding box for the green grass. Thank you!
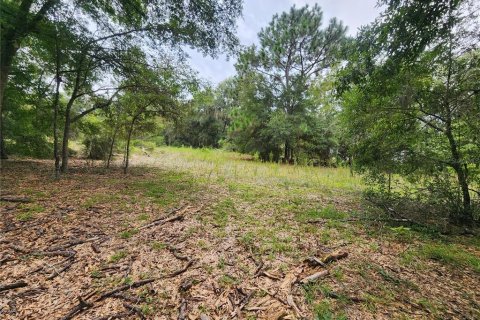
[132,171,196,206]
[149,146,363,195]
[151,241,167,250]
[420,243,480,273]
[119,229,139,239]
[218,274,238,287]
[109,250,128,263]
[212,198,236,227]
[16,203,45,221]
[295,206,348,223]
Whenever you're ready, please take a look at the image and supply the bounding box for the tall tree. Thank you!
[236,4,347,162]
[339,0,480,224]
[0,0,243,159]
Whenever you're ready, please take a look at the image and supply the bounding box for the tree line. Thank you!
[2,0,479,224]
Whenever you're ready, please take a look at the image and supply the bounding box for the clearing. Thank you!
[1,147,479,319]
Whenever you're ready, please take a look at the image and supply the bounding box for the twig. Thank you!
[305,256,327,268]
[259,271,282,280]
[299,270,329,284]
[325,291,364,303]
[96,278,156,302]
[168,245,189,261]
[59,297,93,320]
[165,259,195,278]
[123,303,146,320]
[0,280,28,292]
[47,256,76,280]
[47,237,100,252]
[95,311,134,320]
[139,214,184,230]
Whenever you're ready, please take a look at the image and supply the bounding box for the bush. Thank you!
[6,135,53,158]
[83,136,111,160]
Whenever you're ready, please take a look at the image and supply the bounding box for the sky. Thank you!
[187,0,383,85]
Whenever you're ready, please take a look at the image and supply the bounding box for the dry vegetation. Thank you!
[1,147,479,319]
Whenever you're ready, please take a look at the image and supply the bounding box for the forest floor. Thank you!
[1,147,479,320]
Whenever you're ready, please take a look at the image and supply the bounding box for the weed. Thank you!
[16,203,44,221]
[120,229,139,239]
[109,250,127,263]
[16,211,34,222]
[218,274,238,287]
[151,241,167,250]
[137,213,150,221]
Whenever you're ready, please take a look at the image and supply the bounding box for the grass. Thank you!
[16,203,45,221]
[148,146,363,195]
[295,206,348,222]
[109,250,128,263]
[212,199,236,227]
[420,243,480,273]
[8,145,473,318]
[132,171,197,206]
[119,228,139,239]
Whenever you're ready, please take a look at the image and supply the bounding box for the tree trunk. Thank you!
[0,56,13,160]
[124,118,136,174]
[52,24,61,178]
[106,126,118,168]
[60,105,72,173]
[445,122,472,224]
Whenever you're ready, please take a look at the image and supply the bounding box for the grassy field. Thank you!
[1,147,479,319]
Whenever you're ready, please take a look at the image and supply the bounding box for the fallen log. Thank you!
[322,252,348,264]
[0,280,28,292]
[0,196,32,203]
[299,270,329,284]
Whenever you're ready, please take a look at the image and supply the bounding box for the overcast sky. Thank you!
[187,0,383,85]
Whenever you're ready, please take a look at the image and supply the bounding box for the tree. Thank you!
[1,0,243,160]
[164,80,235,148]
[235,4,347,162]
[339,0,480,224]
[118,56,195,173]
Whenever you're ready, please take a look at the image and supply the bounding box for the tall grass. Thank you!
[132,146,364,194]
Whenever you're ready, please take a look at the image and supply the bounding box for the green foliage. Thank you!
[109,251,128,263]
[230,4,347,164]
[339,0,480,224]
[164,80,236,148]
